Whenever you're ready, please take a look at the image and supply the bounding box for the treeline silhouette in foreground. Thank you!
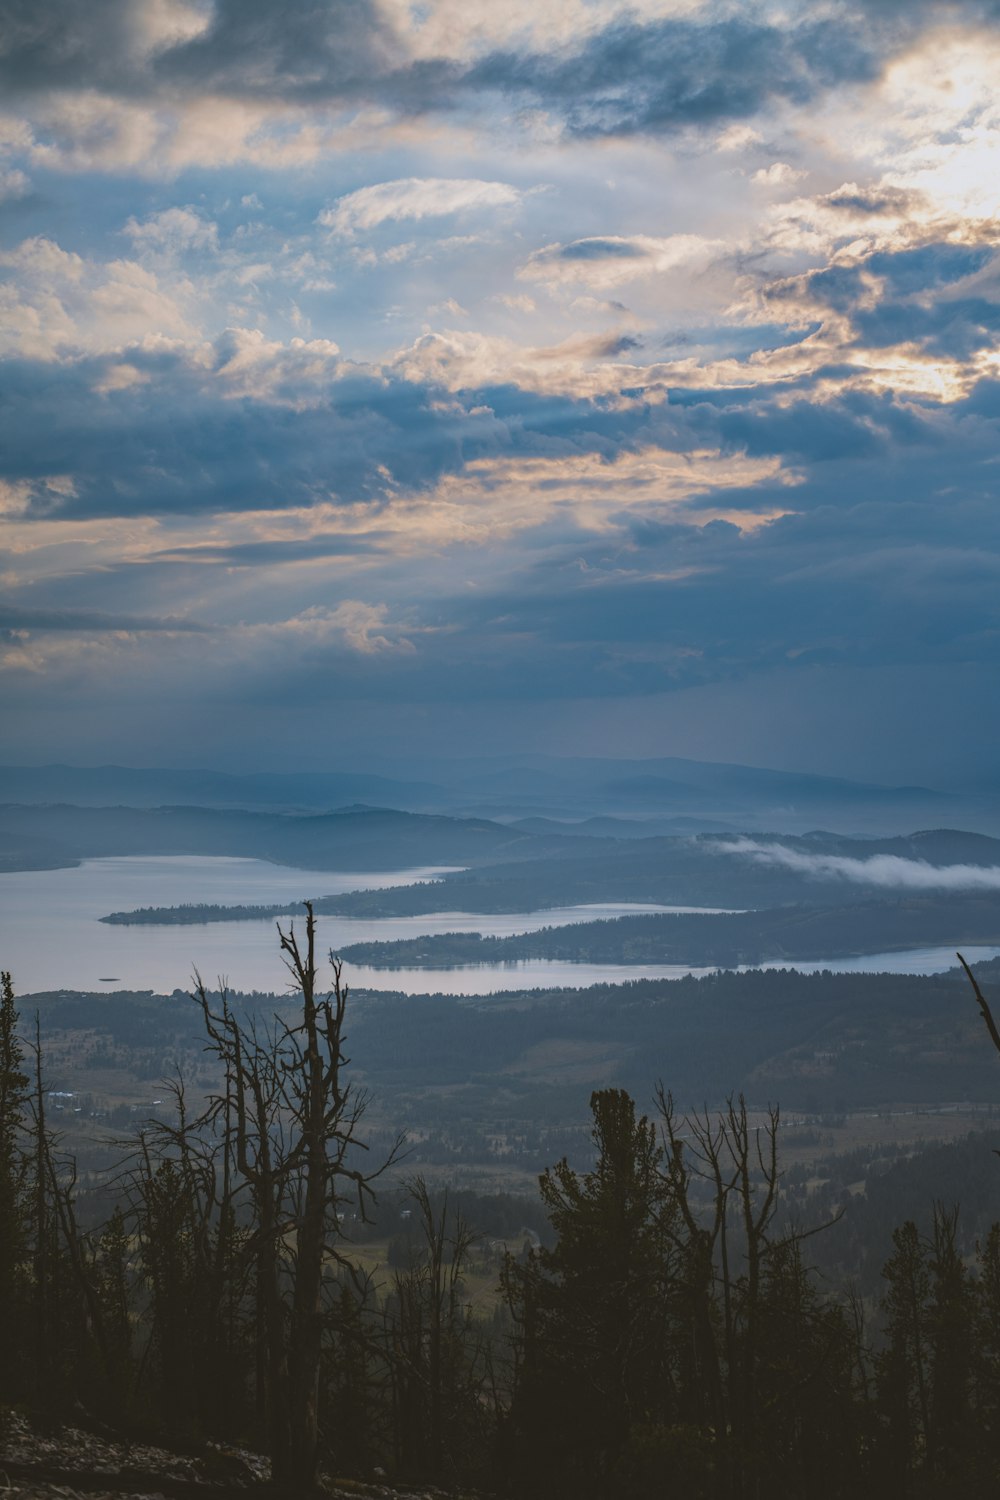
[3,917,1000,1498]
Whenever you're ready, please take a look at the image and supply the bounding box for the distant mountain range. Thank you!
[0,752,990,835]
[7,804,985,928]
[0,763,443,813]
[0,801,600,875]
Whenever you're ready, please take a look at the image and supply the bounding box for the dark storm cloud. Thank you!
[0,0,147,96]
[0,365,684,520]
[0,341,695,521]
[152,0,420,103]
[2,330,997,529]
[394,478,1000,703]
[855,297,1000,357]
[764,240,1000,358]
[0,348,515,519]
[288,501,1000,702]
[3,0,999,138]
[466,13,885,137]
[0,0,416,101]
[662,375,942,466]
[714,391,925,464]
[770,243,996,314]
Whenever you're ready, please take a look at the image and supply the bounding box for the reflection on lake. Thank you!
[0,856,994,997]
[346,945,1000,995]
[344,959,724,993]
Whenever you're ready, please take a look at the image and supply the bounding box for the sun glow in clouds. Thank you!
[3,0,1000,772]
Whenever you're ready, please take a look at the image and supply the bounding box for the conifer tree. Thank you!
[972,1224,1000,1488]
[927,1203,973,1477]
[877,1219,932,1491]
[503,1089,675,1495]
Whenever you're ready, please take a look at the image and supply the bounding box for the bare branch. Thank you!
[958,951,1000,1056]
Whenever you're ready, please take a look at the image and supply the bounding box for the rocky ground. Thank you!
[0,1411,479,1500]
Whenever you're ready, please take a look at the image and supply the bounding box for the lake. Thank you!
[0,855,723,994]
[1,855,995,996]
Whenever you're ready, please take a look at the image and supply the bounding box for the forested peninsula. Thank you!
[103,893,1000,970]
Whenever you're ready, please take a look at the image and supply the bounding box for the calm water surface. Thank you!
[1,855,994,996]
[0,855,716,994]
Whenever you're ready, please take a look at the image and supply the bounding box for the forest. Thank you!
[5,913,1000,1498]
[29,959,1000,1135]
[332,894,1000,968]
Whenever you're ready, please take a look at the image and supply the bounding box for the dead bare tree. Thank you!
[388,1177,484,1480]
[193,901,402,1489]
[656,1090,847,1499]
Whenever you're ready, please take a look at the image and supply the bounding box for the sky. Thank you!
[2,0,1000,785]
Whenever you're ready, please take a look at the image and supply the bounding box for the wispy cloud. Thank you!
[320,178,523,236]
[712,839,1000,892]
[520,234,718,287]
[0,605,209,633]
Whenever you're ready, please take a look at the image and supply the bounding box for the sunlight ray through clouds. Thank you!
[2,0,1000,774]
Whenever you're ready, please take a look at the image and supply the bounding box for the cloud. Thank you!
[0,0,178,97]
[0,235,201,357]
[820,182,924,217]
[0,604,209,633]
[5,1,1000,778]
[151,533,388,567]
[124,205,219,253]
[0,0,398,108]
[0,332,521,519]
[319,177,523,235]
[465,11,888,138]
[711,839,1000,891]
[245,601,415,655]
[1,0,992,156]
[0,166,29,200]
[751,162,807,187]
[520,234,719,287]
[152,0,406,102]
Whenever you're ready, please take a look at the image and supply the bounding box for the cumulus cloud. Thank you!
[0,235,201,357]
[319,178,523,235]
[124,205,219,253]
[0,166,29,200]
[751,162,807,187]
[711,839,1000,892]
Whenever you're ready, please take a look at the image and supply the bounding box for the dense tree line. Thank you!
[333,894,1000,969]
[4,927,1000,1495]
[29,961,1000,1142]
